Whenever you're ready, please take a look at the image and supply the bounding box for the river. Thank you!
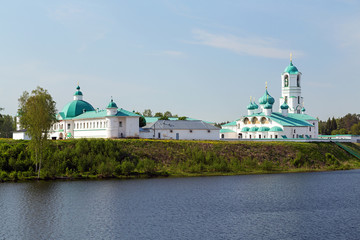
[1,170,360,239]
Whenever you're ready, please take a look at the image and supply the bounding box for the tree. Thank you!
[350,122,360,135]
[154,112,163,117]
[18,87,57,178]
[164,111,172,118]
[178,116,187,120]
[143,109,153,117]
[139,115,146,127]
[0,115,15,138]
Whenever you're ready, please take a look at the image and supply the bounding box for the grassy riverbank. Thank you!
[1,139,360,182]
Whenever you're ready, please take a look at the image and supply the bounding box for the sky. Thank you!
[0,0,359,123]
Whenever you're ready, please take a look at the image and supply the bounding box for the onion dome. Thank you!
[259,89,275,105]
[252,101,259,109]
[247,102,255,110]
[269,126,283,132]
[280,102,289,109]
[301,107,306,112]
[107,98,118,108]
[284,61,299,74]
[264,102,273,109]
[74,85,83,96]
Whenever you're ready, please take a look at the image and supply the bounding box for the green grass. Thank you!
[1,138,360,182]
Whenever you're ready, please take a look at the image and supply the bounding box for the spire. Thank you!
[290,52,293,62]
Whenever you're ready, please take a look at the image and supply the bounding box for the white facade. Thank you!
[221,59,319,140]
[140,120,220,140]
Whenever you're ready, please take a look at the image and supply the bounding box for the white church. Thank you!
[48,85,140,139]
[221,58,319,139]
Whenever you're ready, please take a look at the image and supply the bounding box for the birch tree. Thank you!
[18,87,57,178]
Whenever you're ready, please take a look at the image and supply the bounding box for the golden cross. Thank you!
[290,52,293,62]
[265,81,268,89]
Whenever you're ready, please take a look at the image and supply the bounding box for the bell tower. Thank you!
[279,53,303,114]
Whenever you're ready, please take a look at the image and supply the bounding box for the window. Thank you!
[298,96,300,104]
[259,135,261,139]
[249,135,252,139]
[270,135,272,139]
[221,134,224,139]
[67,123,71,130]
[294,129,296,133]
[297,75,300,87]
[275,135,278,139]
[87,123,89,128]
[309,127,311,131]
[119,121,122,127]
[285,96,288,104]
[284,75,289,87]
[296,134,298,138]
[170,130,173,133]
[97,122,99,128]
[208,130,211,133]
[190,130,193,133]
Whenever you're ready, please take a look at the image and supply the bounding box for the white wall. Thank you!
[141,129,219,140]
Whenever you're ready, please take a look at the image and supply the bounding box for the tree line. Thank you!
[319,113,360,135]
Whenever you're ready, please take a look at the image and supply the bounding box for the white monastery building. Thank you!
[221,58,319,140]
[48,85,140,139]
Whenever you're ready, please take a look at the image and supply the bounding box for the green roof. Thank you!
[241,127,250,132]
[71,108,139,120]
[74,90,83,96]
[243,112,315,127]
[60,100,95,118]
[222,121,237,127]
[220,129,236,133]
[249,126,259,132]
[269,126,283,132]
[258,126,270,131]
[264,102,272,109]
[284,61,299,74]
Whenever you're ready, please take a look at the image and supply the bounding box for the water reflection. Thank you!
[1,170,360,239]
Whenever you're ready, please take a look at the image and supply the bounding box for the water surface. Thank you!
[1,170,360,239]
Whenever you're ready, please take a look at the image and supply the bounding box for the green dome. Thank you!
[264,102,273,109]
[280,102,289,109]
[269,126,283,132]
[284,61,299,74]
[247,102,255,110]
[107,99,118,108]
[258,126,270,132]
[259,89,275,105]
[301,107,306,112]
[249,126,259,132]
[61,100,95,118]
[74,85,83,96]
[253,101,258,109]
[241,127,250,132]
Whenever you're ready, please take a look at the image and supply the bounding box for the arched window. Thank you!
[252,117,258,124]
[244,117,250,124]
[260,117,267,124]
[284,75,289,87]
[298,96,300,104]
[297,75,300,87]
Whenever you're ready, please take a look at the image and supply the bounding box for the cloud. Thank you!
[192,29,303,59]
